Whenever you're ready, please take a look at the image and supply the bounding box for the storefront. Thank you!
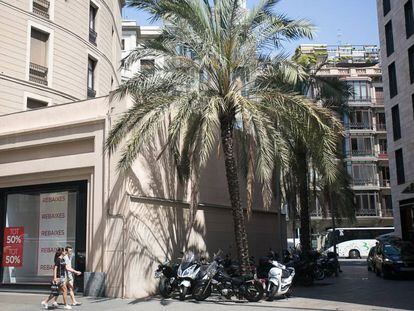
[0,181,87,288]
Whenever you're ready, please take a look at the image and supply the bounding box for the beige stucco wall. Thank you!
[0,0,122,114]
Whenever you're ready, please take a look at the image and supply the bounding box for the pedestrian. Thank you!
[64,245,82,306]
[41,247,73,309]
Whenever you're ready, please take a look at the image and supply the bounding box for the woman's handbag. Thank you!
[50,281,60,297]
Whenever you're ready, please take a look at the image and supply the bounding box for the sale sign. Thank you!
[37,192,68,276]
[2,227,24,267]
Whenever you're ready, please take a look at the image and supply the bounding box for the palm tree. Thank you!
[282,50,355,254]
[106,0,336,273]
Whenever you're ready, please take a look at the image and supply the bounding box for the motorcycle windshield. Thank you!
[180,251,195,271]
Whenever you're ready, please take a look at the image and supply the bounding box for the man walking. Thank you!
[64,246,82,306]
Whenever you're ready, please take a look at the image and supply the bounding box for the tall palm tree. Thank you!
[106,0,336,273]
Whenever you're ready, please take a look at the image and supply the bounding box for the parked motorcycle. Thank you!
[154,261,179,298]
[193,256,264,302]
[318,252,340,277]
[176,251,201,300]
[285,252,315,286]
[257,255,295,300]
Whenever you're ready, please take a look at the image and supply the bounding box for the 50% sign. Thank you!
[2,227,24,268]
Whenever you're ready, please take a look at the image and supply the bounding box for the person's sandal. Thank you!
[72,302,82,306]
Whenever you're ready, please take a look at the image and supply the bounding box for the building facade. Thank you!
[293,45,393,240]
[0,3,286,298]
[0,0,123,114]
[377,0,414,242]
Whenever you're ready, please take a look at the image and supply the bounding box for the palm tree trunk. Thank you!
[297,147,311,254]
[220,118,250,275]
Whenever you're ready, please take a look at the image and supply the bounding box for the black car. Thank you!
[367,246,376,272]
[373,238,414,278]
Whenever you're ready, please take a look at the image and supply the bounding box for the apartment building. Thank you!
[294,45,393,236]
[0,0,122,114]
[377,0,414,242]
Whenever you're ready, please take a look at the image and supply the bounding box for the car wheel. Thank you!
[349,250,361,259]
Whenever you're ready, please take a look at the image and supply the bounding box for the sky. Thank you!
[123,0,379,55]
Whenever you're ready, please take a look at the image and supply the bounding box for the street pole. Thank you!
[329,189,339,276]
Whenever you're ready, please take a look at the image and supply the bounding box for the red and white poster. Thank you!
[2,227,24,267]
[37,192,68,276]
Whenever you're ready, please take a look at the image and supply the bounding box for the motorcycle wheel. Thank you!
[158,277,172,298]
[244,281,264,302]
[266,283,278,301]
[313,267,325,281]
[193,283,212,301]
[179,285,188,301]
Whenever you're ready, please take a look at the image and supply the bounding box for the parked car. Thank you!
[367,246,376,272]
[373,238,414,278]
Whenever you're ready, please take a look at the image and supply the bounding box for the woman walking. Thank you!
[41,248,72,310]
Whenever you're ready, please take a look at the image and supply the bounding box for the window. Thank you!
[391,104,401,141]
[378,139,388,154]
[406,0,414,38]
[121,39,125,50]
[412,94,414,120]
[350,137,373,156]
[348,81,370,101]
[352,164,377,186]
[89,3,97,45]
[27,98,48,110]
[348,109,371,129]
[140,59,155,72]
[383,0,391,16]
[385,21,394,57]
[409,45,414,84]
[30,28,49,85]
[355,192,379,216]
[395,149,405,185]
[32,0,50,19]
[388,62,398,98]
[87,57,96,98]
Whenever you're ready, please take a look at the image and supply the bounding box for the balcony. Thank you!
[356,208,378,217]
[374,97,384,106]
[379,179,391,188]
[376,123,387,132]
[346,123,373,130]
[347,150,375,158]
[352,179,379,187]
[33,0,50,19]
[377,152,388,160]
[89,28,97,45]
[381,208,393,217]
[29,62,48,85]
[87,88,96,98]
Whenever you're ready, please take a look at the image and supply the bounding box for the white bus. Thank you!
[323,227,394,258]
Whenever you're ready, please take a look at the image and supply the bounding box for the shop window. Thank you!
[0,182,86,285]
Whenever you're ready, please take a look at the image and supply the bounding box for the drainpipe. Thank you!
[105,106,126,299]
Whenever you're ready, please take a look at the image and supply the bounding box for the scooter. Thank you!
[154,260,179,298]
[257,255,295,300]
[176,251,201,300]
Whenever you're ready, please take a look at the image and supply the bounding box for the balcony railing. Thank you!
[378,152,388,159]
[376,123,387,131]
[381,208,394,217]
[348,96,371,102]
[374,98,384,106]
[33,0,50,19]
[356,208,378,217]
[348,150,375,157]
[87,88,96,98]
[89,28,97,45]
[346,123,373,130]
[379,179,391,188]
[29,62,48,85]
[352,179,379,187]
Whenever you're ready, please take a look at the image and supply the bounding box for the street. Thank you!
[0,261,413,311]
